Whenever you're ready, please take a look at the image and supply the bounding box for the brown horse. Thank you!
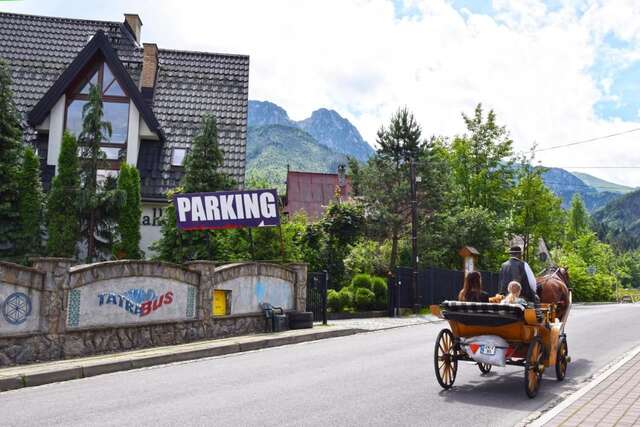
[537,267,571,321]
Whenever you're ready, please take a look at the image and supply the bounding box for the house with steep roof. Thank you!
[0,11,249,255]
[283,169,352,220]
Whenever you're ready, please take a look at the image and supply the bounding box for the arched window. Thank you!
[65,62,129,162]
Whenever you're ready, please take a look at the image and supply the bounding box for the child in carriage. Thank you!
[501,281,527,305]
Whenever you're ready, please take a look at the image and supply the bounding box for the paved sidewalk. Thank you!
[327,314,440,330]
[540,349,640,426]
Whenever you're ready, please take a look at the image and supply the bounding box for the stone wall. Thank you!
[0,259,306,366]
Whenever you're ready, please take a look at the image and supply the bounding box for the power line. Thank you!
[534,127,640,152]
[555,166,640,169]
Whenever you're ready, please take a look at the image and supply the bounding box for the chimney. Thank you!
[124,14,142,42]
[140,43,158,105]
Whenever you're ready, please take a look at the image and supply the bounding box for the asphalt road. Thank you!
[1,304,639,427]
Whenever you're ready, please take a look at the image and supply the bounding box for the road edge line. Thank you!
[526,343,640,426]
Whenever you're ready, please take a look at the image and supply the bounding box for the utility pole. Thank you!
[410,157,419,313]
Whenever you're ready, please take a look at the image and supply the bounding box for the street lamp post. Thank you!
[410,157,419,313]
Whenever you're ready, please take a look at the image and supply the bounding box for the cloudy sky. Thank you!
[3,0,640,186]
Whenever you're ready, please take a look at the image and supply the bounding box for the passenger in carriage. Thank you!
[458,271,489,303]
[498,246,538,303]
[501,281,527,305]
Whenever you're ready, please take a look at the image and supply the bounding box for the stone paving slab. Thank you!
[537,347,640,426]
[0,326,364,393]
[326,314,441,331]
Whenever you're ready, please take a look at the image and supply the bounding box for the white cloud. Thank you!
[3,0,640,186]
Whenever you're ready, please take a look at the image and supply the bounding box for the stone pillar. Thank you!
[185,261,217,321]
[30,258,75,334]
[287,263,308,312]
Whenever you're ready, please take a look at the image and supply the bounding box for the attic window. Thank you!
[65,62,130,163]
[172,148,186,166]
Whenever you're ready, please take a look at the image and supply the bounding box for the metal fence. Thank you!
[392,267,500,308]
[306,271,328,324]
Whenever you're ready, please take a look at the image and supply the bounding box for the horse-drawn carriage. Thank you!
[430,268,572,398]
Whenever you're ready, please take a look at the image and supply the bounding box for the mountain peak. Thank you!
[299,108,373,161]
[248,100,293,128]
[248,100,375,162]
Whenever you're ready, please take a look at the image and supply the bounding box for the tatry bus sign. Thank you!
[173,189,280,230]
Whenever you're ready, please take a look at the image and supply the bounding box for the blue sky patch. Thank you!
[593,61,640,121]
[392,0,422,20]
[450,0,494,16]
[602,32,632,50]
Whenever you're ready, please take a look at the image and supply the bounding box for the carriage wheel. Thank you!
[524,338,544,398]
[434,329,458,389]
[556,337,568,381]
[478,363,492,374]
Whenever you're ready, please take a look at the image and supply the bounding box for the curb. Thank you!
[524,343,640,426]
[0,328,364,393]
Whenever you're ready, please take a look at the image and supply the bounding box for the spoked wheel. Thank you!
[478,363,492,374]
[556,336,568,381]
[524,338,545,398]
[434,329,458,389]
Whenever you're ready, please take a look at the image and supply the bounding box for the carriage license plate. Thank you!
[480,344,496,355]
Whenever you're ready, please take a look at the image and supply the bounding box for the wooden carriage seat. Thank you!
[440,301,526,327]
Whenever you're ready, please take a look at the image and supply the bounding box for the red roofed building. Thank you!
[284,169,352,220]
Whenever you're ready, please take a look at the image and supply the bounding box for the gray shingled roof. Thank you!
[0,11,248,198]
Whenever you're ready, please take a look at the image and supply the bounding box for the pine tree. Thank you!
[182,114,229,192]
[47,132,80,257]
[0,58,23,259]
[566,194,590,242]
[77,85,122,262]
[16,146,44,256]
[152,115,232,262]
[115,163,142,259]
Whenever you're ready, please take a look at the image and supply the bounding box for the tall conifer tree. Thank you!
[115,163,142,259]
[0,59,23,258]
[77,85,123,261]
[152,115,231,262]
[47,132,80,257]
[17,146,44,256]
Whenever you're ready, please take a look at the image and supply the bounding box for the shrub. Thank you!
[371,276,388,308]
[352,273,373,290]
[337,287,354,312]
[327,289,341,312]
[355,287,375,311]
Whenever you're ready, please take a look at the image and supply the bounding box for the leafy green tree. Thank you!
[16,146,44,256]
[448,103,514,213]
[152,115,232,262]
[0,58,23,259]
[442,206,504,270]
[302,201,365,288]
[47,132,80,257]
[77,85,123,261]
[566,194,590,242]
[114,163,142,259]
[616,250,640,289]
[556,232,617,302]
[510,154,565,262]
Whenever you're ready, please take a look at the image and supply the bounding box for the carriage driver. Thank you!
[498,246,538,303]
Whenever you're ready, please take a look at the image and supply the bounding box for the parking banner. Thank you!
[173,189,280,230]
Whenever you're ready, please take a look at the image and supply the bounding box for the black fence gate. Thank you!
[391,267,500,309]
[307,271,328,324]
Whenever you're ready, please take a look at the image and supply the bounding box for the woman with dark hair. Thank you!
[458,271,489,302]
